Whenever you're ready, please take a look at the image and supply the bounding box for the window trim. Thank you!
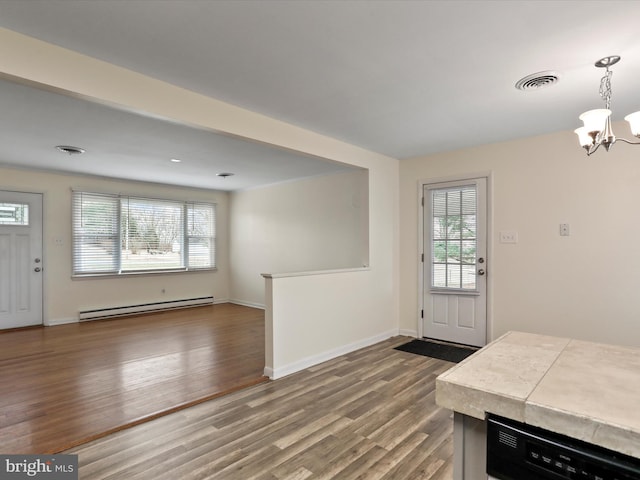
[72,191,216,278]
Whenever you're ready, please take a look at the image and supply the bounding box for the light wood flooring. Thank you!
[67,336,455,480]
[0,303,266,454]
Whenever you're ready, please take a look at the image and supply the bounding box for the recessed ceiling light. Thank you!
[56,145,85,155]
[216,172,235,178]
[170,158,182,163]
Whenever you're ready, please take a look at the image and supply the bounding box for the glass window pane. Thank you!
[461,187,476,215]
[433,218,446,240]
[447,190,461,215]
[447,215,462,239]
[462,214,476,239]
[433,263,447,288]
[461,240,476,264]
[432,191,447,217]
[188,237,212,268]
[0,203,29,225]
[447,240,461,263]
[447,264,462,288]
[462,265,476,289]
[121,198,183,271]
[188,203,214,236]
[432,240,446,263]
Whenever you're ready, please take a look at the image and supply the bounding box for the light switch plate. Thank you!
[500,231,518,244]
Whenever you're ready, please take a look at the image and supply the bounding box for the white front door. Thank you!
[423,178,487,347]
[0,191,43,329]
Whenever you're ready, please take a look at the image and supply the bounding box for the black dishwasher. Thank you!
[487,414,640,480]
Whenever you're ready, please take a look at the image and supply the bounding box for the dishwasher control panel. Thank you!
[486,415,640,480]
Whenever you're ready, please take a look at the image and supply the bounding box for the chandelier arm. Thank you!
[587,142,602,156]
[615,138,640,146]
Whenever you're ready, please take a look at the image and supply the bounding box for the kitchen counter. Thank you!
[436,331,640,460]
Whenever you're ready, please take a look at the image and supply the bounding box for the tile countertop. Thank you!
[435,331,640,459]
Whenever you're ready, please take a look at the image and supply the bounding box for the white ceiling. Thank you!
[0,76,356,191]
[1,0,640,189]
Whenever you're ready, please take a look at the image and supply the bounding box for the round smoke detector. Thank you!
[515,71,560,91]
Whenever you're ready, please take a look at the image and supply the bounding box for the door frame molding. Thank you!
[417,172,494,342]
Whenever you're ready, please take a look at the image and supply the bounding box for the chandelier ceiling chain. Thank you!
[574,56,640,155]
[599,69,612,110]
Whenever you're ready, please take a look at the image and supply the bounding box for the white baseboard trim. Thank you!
[399,328,418,338]
[266,328,399,380]
[228,299,266,310]
[45,317,78,326]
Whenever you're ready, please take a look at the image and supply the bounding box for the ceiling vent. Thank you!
[56,145,85,155]
[515,71,560,91]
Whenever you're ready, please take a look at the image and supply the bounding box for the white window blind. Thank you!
[72,192,119,274]
[187,202,216,269]
[431,185,477,290]
[72,191,216,276]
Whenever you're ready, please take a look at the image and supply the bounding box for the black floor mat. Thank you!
[394,339,478,363]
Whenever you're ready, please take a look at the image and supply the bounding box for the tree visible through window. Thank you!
[431,185,477,290]
[72,192,215,275]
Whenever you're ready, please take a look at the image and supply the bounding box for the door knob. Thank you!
[34,267,41,272]
[478,269,485,276]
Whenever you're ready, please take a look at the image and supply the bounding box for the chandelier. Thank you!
[574,56,640,155]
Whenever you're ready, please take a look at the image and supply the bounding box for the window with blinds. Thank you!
[72,191,216,276]
[431,185,477,290]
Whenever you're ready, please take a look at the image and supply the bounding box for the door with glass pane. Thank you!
[423,178,487,347]
[0,191,43,329]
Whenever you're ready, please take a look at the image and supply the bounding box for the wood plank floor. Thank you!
[0,303,266,454]
[67,336,455,480]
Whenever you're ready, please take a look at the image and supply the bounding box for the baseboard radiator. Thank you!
[78,296,214,321]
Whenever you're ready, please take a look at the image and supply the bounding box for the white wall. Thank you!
[229,169,369,307]
[400,126,640,348]
[264,149,399,377]
[1,28,400,372]
[265,269,397,378]
[1,166,229,324]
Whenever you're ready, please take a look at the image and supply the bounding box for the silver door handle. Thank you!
[478,269,485,276]
[34,267,41,272]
